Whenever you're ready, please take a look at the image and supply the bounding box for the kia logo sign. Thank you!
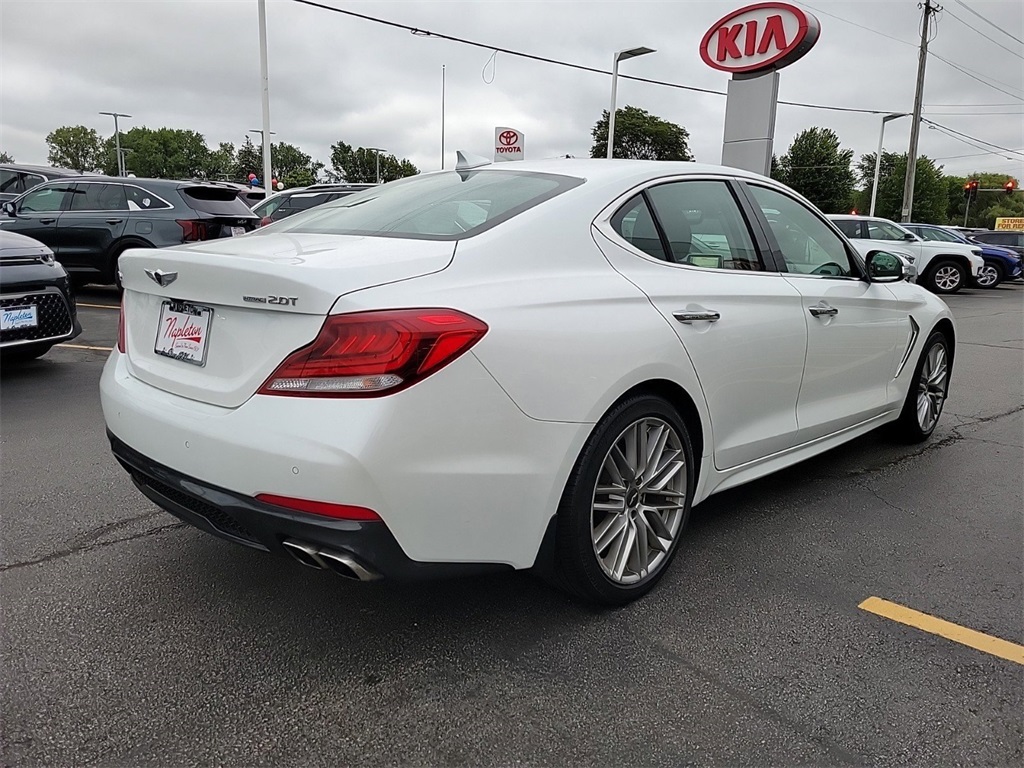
[699,2,820,74]
[499,130,519,146]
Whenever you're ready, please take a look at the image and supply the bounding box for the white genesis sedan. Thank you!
[101,157,954,605]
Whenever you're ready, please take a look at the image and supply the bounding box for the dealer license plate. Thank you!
[1,305,38,330]
[154,300,213,366]
[230,226,245,236]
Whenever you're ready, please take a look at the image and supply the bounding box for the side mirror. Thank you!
[867,250,905,282]
[1,201,15,217]
[903,232,917,241]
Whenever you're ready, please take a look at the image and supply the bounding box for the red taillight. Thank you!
[117,296,126,353]
[255,493,381,521]
[259,216,272,227]
[257,308,488,398]
[177,219,209,242]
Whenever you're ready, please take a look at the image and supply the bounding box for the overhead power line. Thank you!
[290,0,900,115]
[922,118,1024,158]
[927,52,1024,101]
[933,148,1024,161]
[953,0,1024,47]
[943,8,1024,60]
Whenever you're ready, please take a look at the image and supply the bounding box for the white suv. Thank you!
[828,214,983,294]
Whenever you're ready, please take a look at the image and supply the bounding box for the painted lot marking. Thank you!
[57,343,113,352]
[860,596,1024,666]
[78,303,119,310]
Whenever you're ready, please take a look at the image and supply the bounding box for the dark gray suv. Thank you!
[0,177,258,286]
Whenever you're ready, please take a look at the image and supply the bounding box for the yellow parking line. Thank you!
[57,343,113,352]
[77,303,119,310]
[860,596,1024,665]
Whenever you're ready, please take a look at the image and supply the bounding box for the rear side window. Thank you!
[179,186,255,216]
[69,183,128,211]
[611,196,666,260]
[268,170,583,240]
[125,185,172,211]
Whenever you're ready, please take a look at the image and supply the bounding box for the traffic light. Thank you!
[1006,179,1017,195]
[963,182,972,200]
[966,179,980,201]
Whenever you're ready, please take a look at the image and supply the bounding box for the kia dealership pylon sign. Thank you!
[700,2,820,74]
[703,2,821,176]
[494,127,524,162]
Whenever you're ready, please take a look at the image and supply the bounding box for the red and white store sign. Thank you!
[699,2,820,74]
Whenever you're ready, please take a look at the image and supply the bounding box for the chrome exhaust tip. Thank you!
[282,540,326,569]
[281,540,381,582]
[318,550,381,582]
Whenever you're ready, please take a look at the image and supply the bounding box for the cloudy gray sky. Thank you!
[2,0,1022,182]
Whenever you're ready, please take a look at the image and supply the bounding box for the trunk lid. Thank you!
[119,232,455,408]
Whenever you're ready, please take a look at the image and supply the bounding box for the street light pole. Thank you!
[99,112,131,176]
[366,148,386,184]
[257,0,273,198]
[248,129,276,183]
[607,47,655,160]
[869,113,909,217]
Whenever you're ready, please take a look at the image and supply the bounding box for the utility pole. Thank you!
[900,0,939,222]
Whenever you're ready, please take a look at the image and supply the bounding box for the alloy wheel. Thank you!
[934,265,962,292]
[916,343,948,433]
[590,418,687,585]
[976,264,999,288]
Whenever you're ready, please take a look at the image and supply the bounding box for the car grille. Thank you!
[0,291,73,344]
[133,471,259,545]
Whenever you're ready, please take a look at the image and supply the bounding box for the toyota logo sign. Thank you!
[699,2,820,74]
[494,127,525,162]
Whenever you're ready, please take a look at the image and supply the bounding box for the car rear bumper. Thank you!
[100,349,590,572]
[108,431,511,581]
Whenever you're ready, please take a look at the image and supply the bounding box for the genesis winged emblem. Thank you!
[145,268,178,287]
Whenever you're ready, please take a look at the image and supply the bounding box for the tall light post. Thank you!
[607,47,655,159]
[366,147,386,184]
[869,113,909,217]
[248,129,276,184]
[99,112,131,176]
[257,0,273,198]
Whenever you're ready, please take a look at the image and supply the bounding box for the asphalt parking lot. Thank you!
[2,283,1022,767]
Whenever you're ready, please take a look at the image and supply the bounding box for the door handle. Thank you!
[105,218,123,225]
[40,218,56,225]
[809,303,839,317]
[673,310,721,324]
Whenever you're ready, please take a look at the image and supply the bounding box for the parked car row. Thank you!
[250,183,376,225]
[0,176,259,287]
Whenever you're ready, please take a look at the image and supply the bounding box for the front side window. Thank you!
[268,170,583,240]
[866,219,912,241]
[18,184,73,213]
[918,227,959,243]
[69,183,128,211]
[749,185,856,277]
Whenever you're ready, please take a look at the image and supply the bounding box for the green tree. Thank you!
[855,152,947,224]
[774,127,855,214]
[0,150,14,163]
[329,142,418,183]
[46,125,104,171]
[590,106,693,161]
[101,127,211,178]
[233,137,263,183]
[270,141,324,188]
[204,142,236,181]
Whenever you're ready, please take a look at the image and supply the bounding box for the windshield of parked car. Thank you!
[866,220,912,241]
[265,170,584,240]
[916,227,965,244]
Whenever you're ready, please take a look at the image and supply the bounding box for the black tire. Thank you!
[974,260,1003,289]
[110,241,152,290]
[924,259,966,294]
[891,331,951,444]
[550,394,695,606]
[2,343,54,362]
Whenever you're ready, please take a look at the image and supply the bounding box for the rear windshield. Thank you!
[180,186,255,216]
[281,192,338,212]
[265,170,584,240]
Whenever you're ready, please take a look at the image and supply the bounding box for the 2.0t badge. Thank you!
[242,295,298,306]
